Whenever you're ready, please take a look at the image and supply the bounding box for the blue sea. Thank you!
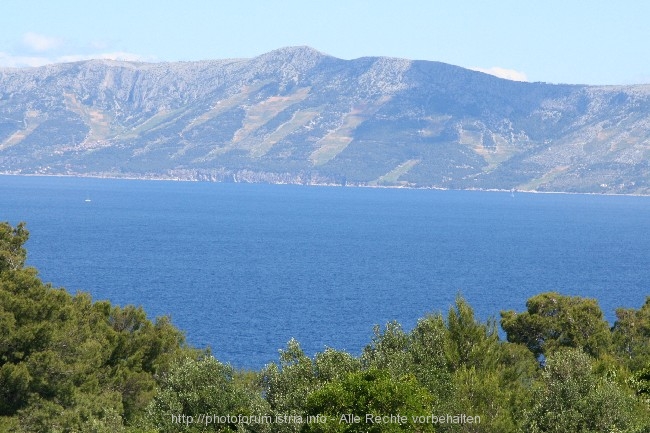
[1,175,649,369]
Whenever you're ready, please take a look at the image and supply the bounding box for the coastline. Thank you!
[1,171,648,197]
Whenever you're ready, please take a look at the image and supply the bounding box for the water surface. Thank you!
[1,175,648,368]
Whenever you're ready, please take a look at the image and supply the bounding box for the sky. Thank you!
[1,0,649,85]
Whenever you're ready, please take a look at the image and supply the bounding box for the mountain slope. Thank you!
[2,46,650,194]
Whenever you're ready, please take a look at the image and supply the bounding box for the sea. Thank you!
[1,175,649,369]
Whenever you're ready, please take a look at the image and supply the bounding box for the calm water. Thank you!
[1,175,649,369]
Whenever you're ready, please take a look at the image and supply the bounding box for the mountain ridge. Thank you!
[2,46,650,194]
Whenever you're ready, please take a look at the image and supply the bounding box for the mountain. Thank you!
[2,46,650,194]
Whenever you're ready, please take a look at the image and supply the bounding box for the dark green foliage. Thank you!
[501,292,612,359]
[0,362,31,414]
[446,296,502,371]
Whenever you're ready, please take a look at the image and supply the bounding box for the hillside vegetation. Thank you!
[2,47,650,193]
[1,221,649,432]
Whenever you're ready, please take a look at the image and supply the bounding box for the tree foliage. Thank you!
[0,221,28,273]
[612,297,650,371]
[522,348,645,433]
[143,356,270,432]
[500,292,611,359]
[302,368,435,433]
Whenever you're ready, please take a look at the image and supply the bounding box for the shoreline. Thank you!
[1,171,648,198]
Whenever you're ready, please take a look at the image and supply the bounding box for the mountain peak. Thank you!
[252,46,329,65]
[262,45,328,58]
[244,46,329,82]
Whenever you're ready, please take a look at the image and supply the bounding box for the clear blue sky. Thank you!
[2,0,648,85]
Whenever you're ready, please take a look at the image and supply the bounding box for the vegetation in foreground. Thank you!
[1,221,649,432]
